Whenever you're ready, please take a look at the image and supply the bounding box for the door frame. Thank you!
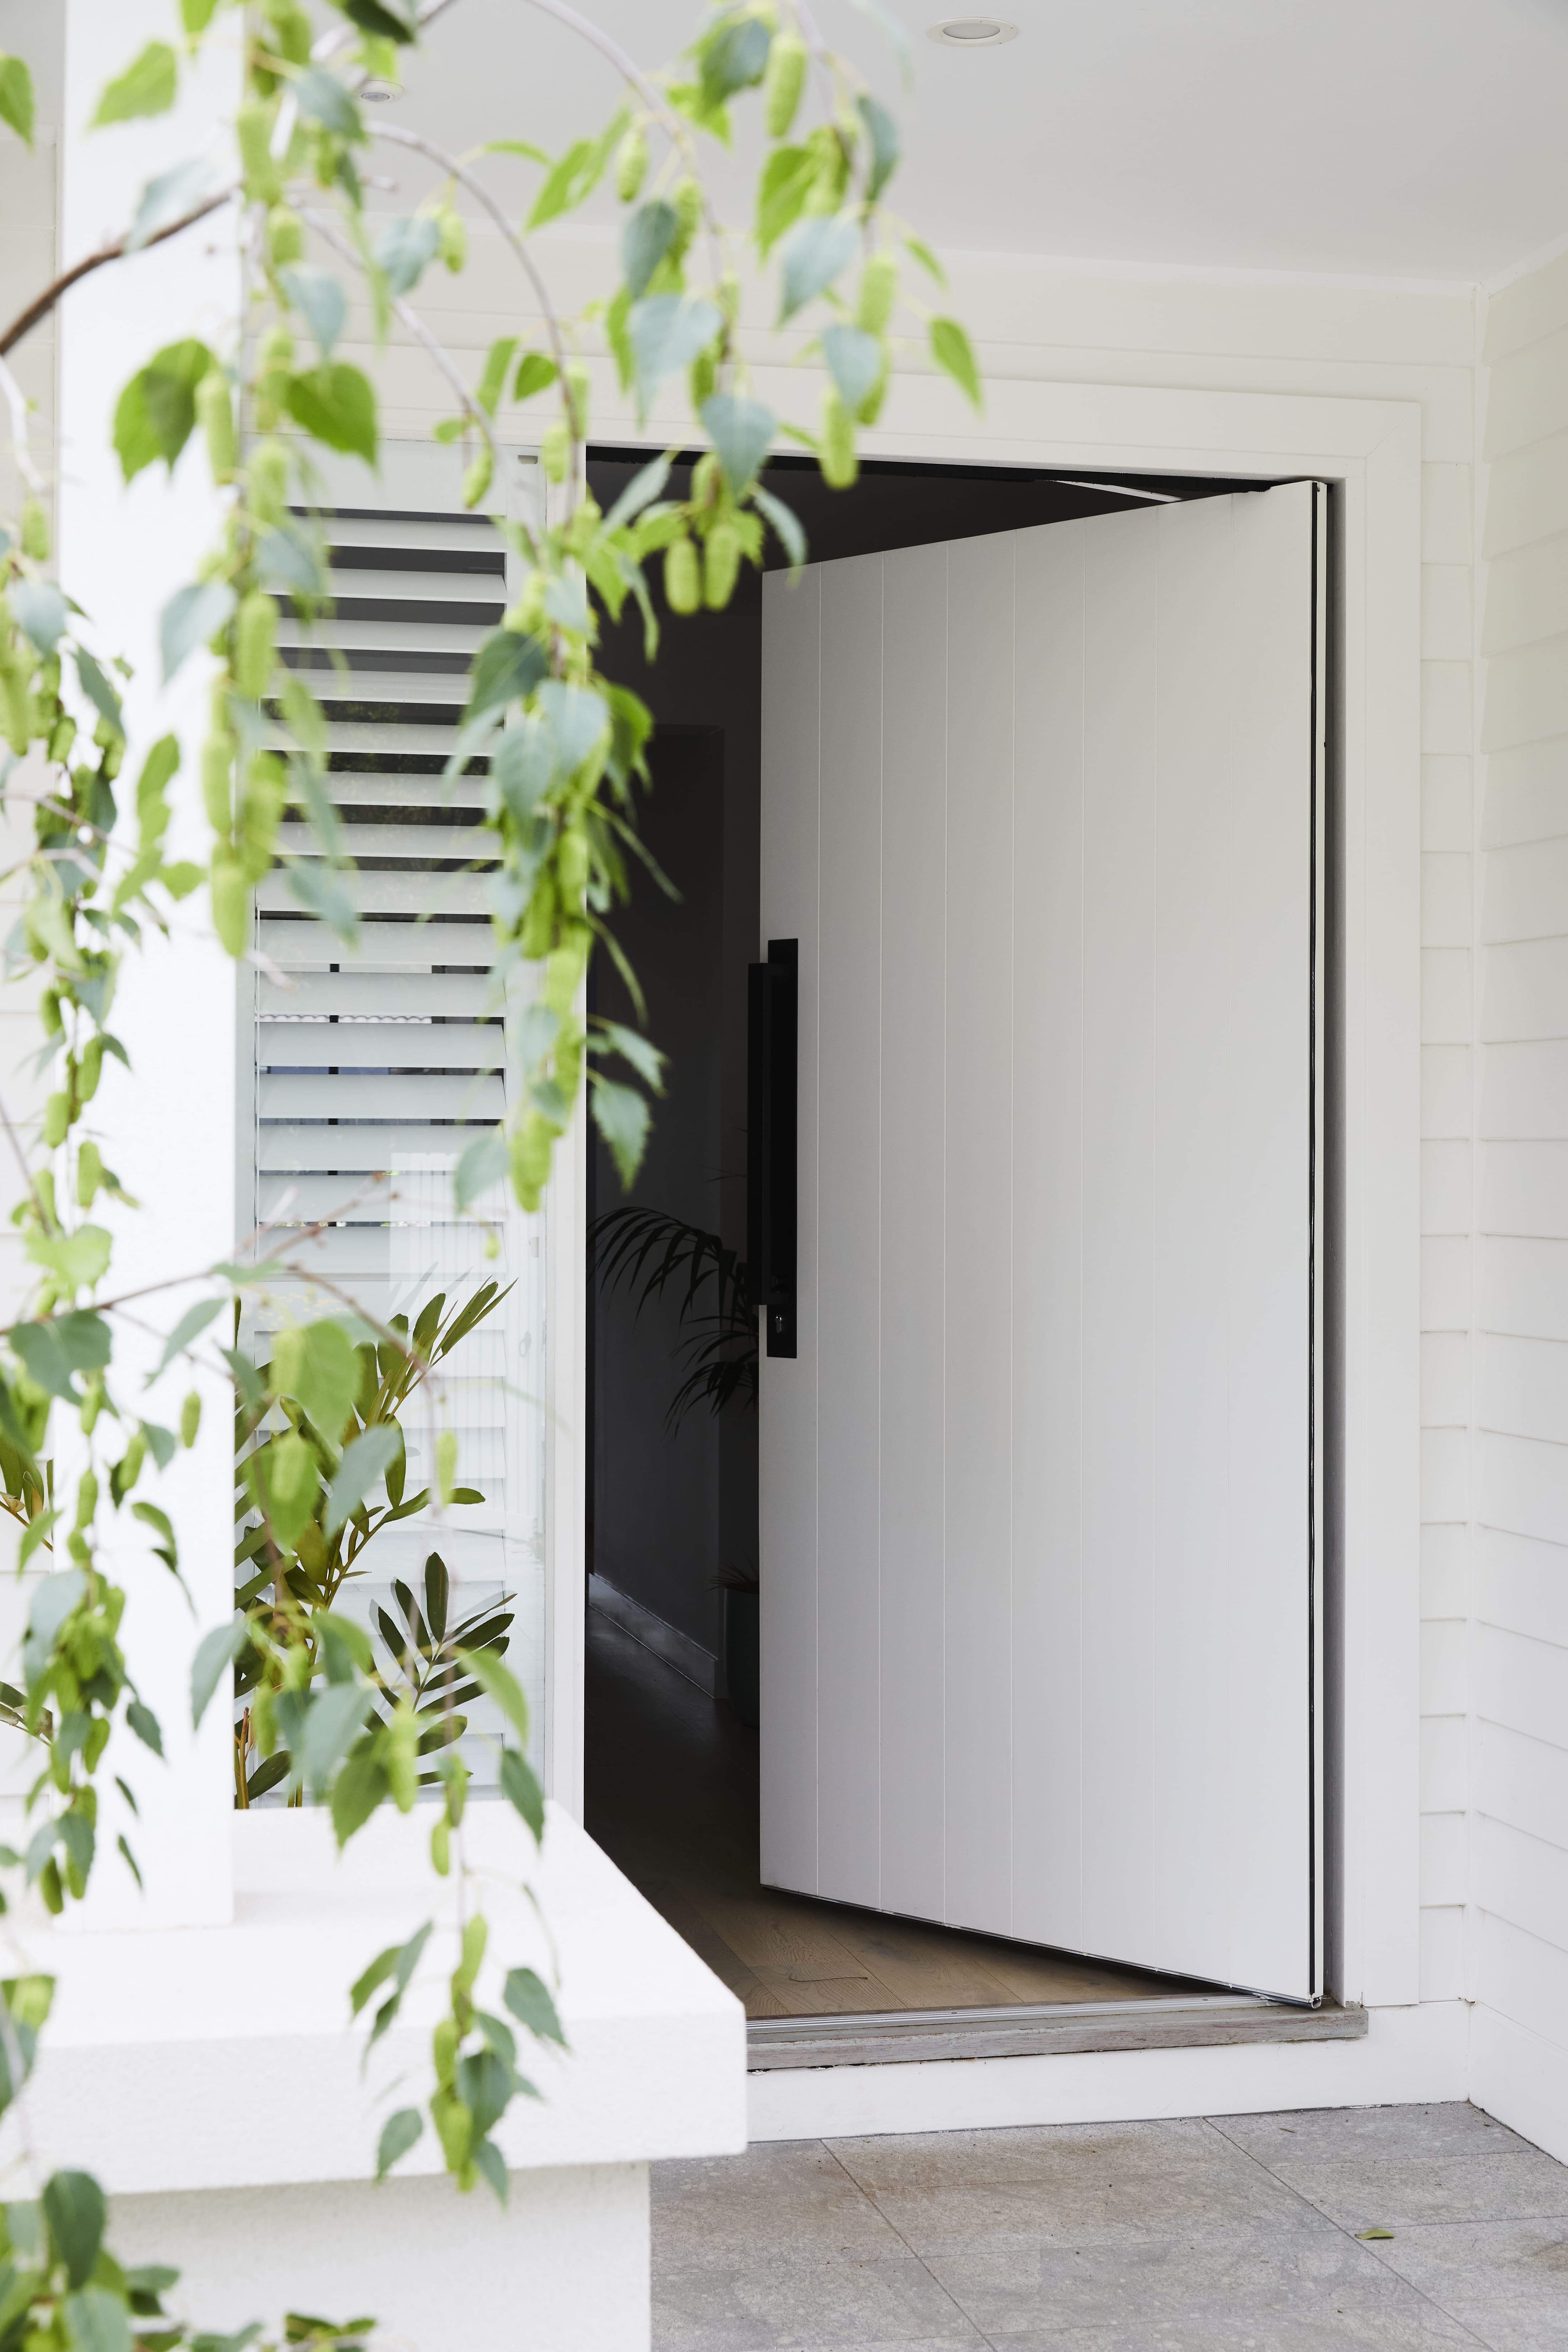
[548,375,1423,2018]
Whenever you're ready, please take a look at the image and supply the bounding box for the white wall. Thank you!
[1469,244,1568,2161]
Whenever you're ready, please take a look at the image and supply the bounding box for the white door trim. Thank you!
[562,374,1423,2014]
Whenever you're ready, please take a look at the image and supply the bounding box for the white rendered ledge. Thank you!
[13,1803,746,2196]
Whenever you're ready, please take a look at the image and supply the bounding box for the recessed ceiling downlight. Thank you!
[927,18,1018,43]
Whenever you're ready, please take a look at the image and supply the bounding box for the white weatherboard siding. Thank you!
[1471,248,1568,2164]
[760,487,1324,2003]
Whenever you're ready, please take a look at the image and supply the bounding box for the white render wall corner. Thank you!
[55,0,242,1926]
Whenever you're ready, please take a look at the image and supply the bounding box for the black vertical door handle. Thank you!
[747,938,797,1358]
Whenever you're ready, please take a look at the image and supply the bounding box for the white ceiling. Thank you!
[387,0,1568,284]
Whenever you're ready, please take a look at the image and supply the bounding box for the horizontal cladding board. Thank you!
[258,1022,505,1071]
[260,971,496,1016]
[274,822,492,861]
[258,1121,496,1169]
[1481,1141,1568,1239]
[260,1071,506,1117]
[255,870,491,917]
[1483,432,1568,561]
[1482,1039,1568,1140]
[1484,327,1568,464]
[1481,637,1568,752]
[1480,836,1568,944]
[1479,1331,1568,1448]
[1482,940,1568,1041]
[1479,1235,1568,1343]
[1480,532,1568,658]
[1481,739,1568,848]
[257,918,490,968]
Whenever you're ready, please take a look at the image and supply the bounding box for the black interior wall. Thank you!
[587,453,763,1658]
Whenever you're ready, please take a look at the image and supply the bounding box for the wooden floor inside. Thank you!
[584,1606,1217,2022]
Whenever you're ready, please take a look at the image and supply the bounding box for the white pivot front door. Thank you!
[758,481,1326,2004]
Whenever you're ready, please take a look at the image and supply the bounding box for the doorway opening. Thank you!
[582,451,1336,2050]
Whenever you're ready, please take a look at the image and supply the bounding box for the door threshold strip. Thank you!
[746,1994,1368,2070]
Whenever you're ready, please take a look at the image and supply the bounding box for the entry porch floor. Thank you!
[652,2103,1568,2349]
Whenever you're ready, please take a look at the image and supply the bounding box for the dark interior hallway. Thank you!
[584,1606,1216,2021]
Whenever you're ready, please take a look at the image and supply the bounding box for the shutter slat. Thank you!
[256,919,491,968]
[258,1021,505,1071]
[276,822,493,861]
[256,869,491,916]
[260,1071,507,1117]
[260,1120,498,1169]
[260,972,494,1016]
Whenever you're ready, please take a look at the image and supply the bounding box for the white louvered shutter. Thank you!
[244,442,547,1776]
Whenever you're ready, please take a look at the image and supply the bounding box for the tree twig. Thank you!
[0,192,234,359]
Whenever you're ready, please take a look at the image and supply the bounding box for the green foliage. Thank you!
[0,0,978,2231]
[91,43,178,128]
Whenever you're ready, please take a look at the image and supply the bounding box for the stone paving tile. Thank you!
[829,2118,1337,2248]
[1250,2149,1568,2233]
[653,2143,906,2270]
[935,2229,1484,2349]
[1212,2103,1537,2165]
[653,2248,986,2352]
[651,2107,1568,2352]
[1369,2216,1568,2352]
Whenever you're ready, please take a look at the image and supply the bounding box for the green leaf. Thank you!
[179,0,222,29]
[476,336,518,418]
[929,317,981,410]
[271,1318,359,1441]
[593,1019,665,1092]
[340,0,418,40]
[502,1964,565,2045]
[124,1700,163,1756]
[455,1129,509,1210]
[590,1074,651,1186]
[472,2136,509,2203]
[778,213,858,322]
[12,580,66,656]
[300,1681,373,1796]
[258,1429,319,1553]
[601,453,670,533]
[527,137,604,232]
[43,2173,105,2288]
[91,42,178,128]
[160,580,234,685]
[498,1747,545,1842]
[149,1295,222,1381]
[464,627,548,724]
[130,1502,179,1575]
[700,393,774,494]
[456,1646,530,1746]
[329,1734,387,1845]
[699,13,772,105]
[857,93,900,202]
[294,68,361,139]
[64,2288,130,2352]
[536,679,609,778]
[113,339,212,482]
[627,294,723,415]
[374,215,440,297]
[324,1424,402,1537]
[821,324,882,415]
[351,1920,431,2018]
[905,234,946,287]
[621,200,678,300]
[74,647,123,735]
[10,1311,111,1402]
[279,267,347,362]
[190,1613,247,1727]
[284,859,359,945]
[512,352,557,403]
[375,2107,422,2179]
[284,364,377,463]
[0,56,35,149]
[755,143,815,257]
[125,153,222,253]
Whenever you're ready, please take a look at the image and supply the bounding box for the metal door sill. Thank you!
[746,1994,1368,2070]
